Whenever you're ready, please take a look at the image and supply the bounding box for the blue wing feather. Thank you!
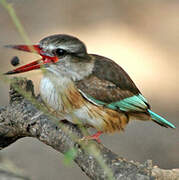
[108,95,148,112]
[79,90,176,128]
[78,90,176,129]
[79,90,148,112]
[148,110,176,128]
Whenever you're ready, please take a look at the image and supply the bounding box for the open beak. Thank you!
[4,44,58,75]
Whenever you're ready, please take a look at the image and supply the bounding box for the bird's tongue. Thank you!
[4,44,58,75]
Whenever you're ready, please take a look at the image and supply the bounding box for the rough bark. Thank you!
[0,77,178,180]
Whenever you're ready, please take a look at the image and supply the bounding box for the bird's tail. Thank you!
[148,109,176,128]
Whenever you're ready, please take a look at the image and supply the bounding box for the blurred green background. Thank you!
[0,0,178,179]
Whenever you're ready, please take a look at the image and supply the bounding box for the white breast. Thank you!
[39,74,105,129]
[40,76,61,111]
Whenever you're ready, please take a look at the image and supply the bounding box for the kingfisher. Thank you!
[5,34,176,141]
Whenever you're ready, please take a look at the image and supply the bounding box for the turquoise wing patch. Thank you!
[78,89,148,112]
[107,94,148,111]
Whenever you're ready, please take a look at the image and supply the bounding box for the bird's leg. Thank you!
[81,131,102,143]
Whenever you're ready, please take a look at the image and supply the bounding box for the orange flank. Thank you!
[64,84,129,133]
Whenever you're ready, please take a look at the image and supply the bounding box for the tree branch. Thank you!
[0,77,178,180]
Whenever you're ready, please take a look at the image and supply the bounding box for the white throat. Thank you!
[39,73,71,112]
[45,58,94,81]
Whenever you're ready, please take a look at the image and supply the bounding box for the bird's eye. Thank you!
[54,48,67,57]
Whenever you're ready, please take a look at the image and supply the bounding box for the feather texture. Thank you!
[148,110,176,128]
[108,94,148,112]
[79,90,148,112]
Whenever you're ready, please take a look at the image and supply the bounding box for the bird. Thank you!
[5,34,176,141]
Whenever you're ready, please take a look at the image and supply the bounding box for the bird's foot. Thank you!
[80,131,102,143]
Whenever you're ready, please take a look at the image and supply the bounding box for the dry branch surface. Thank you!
[0,78,178,180]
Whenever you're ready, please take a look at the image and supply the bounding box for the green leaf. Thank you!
[64,148,77,166]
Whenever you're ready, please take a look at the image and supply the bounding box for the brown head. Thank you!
[5,34,91,79]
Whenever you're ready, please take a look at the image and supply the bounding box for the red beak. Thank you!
[4,44,58,75]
